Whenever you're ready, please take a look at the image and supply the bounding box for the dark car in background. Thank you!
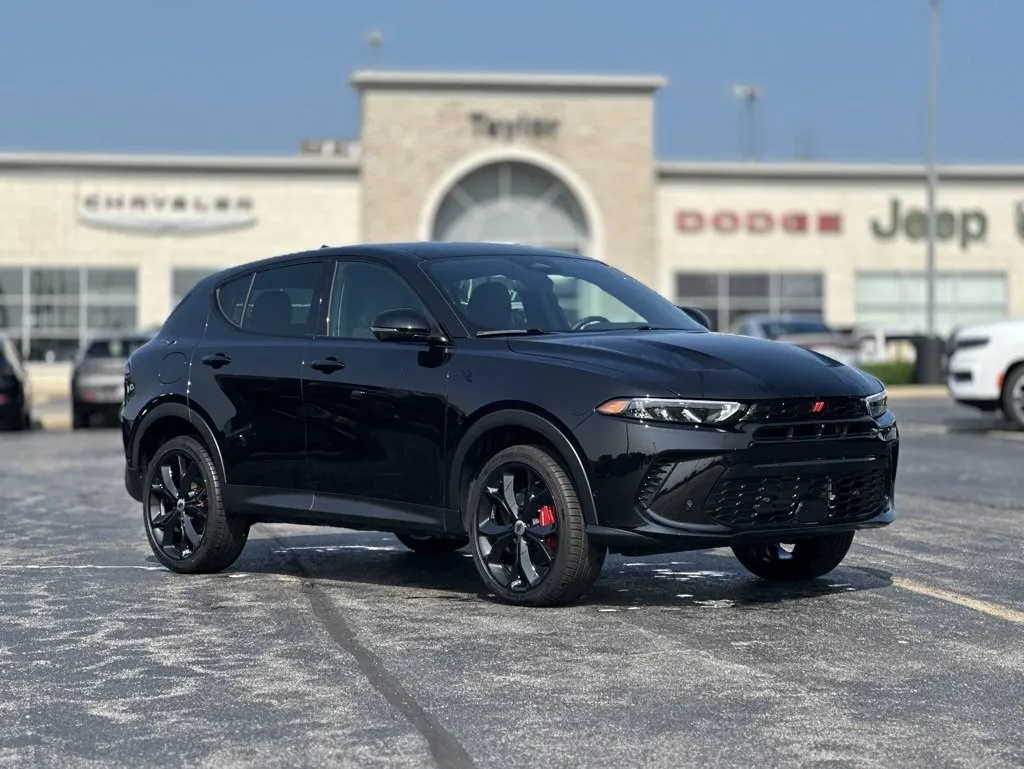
[0,332,32,431]
[121,243,898,606]
[72,333,151,429]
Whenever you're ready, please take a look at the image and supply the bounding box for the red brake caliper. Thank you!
[538,504,557,550]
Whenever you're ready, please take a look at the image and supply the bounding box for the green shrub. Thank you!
[860,361,915,386]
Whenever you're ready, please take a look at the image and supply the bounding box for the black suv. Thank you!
[0,332,32,431]
[122,243,898,606]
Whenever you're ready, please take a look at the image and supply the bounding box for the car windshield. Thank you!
[84,337,149,359]
[761,320,832,338]
[422,254,704,335]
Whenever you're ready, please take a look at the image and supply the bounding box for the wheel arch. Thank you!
[448,404,598,528]
[131,399,226,485]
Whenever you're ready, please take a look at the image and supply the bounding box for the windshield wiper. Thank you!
[475,328,552,337]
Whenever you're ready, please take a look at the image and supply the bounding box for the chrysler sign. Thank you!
[676,209,842,234]
[78,192,257,235]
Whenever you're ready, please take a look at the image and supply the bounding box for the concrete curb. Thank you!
[38,413,71,431]
[886,385,948,398]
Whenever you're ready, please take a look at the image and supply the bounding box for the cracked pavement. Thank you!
[0,398,1022,768]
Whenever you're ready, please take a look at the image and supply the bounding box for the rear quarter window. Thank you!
[216,273,254,327]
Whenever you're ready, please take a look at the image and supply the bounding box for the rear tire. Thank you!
[732,531,855,581]
[72,402,89,430]
[395,533,469,554]
[467,444,605,607]
[142,435,249,574]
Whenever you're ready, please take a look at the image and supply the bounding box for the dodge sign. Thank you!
[676,210,843,235]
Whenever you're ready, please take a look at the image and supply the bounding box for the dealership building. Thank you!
[1,69,1021,368]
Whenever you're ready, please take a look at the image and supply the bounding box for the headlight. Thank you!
[596,397,747,425]
[864,390,888,418]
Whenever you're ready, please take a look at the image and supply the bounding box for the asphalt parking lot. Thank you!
[1,396,1022,769]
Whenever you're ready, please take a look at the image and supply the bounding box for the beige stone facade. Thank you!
[355,72,662,286]
[1,69,1023,394]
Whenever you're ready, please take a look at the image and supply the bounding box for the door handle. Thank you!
[202,353,232,368]
[310,357,345,373]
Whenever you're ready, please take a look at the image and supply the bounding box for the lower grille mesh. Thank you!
[703,468,889,530]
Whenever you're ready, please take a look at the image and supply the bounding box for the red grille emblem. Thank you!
[810,401,825,414]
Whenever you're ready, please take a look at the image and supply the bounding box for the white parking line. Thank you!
[0,564,167,571]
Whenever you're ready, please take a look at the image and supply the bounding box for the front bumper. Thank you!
[574,402,899,554]
[946,350,1002,403]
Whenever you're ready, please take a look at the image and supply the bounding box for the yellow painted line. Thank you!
[898,423,948,435]
[988,430,1024,441]
[892,576,1024,624]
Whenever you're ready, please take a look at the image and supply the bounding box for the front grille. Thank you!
[752,421,877,443]
[745,397,867,422]
[703,468,889,530]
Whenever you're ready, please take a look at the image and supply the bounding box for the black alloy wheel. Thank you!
[143,435,249,573]
[395,533,470,554]
[731,531,855,581]
[468,444,605,606]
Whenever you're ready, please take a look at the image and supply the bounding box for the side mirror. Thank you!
[677,305,713,330]
[370,308,434,343]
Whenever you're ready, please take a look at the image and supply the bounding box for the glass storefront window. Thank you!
[854,272,1007,336]
[172,268,216,308]
[0,267,142,361]
[675,271,824,332]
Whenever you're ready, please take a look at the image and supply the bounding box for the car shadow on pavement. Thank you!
[191,531,894,610]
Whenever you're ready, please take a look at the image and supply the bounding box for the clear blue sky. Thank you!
[0,0,1017,164]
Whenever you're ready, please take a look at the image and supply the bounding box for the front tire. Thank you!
[143,435,249,574]
[467,444,605,607]
[732,531,855,581]
[1000,365,1024,429]
[395,533,469,554]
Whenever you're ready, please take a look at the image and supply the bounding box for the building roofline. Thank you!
[657,160,1024,182]
[0,151,360,175]
[349,70,667,94]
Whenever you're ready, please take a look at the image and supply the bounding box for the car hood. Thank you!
[508,331,881,399]
[952,316,1024,341]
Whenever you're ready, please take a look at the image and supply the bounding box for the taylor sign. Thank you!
[78,192,257,235]
[675,210,842,234]
[469,112,559,141]
[870,197,986,251]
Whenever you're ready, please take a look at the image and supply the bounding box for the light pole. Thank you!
[365,30,383,66]
[733,85,761,161]
[925,0,938,339]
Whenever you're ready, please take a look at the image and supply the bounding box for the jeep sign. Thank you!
[870,197,986,251]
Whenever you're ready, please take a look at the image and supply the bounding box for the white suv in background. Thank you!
[947,318,1024,428]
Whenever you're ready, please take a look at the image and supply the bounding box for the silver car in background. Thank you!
[732,313,861,367]
[71,332,151,429]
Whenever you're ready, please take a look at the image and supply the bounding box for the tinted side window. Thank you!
[242,261,323,337]
[327,261,428,339]
[217,273,253,327]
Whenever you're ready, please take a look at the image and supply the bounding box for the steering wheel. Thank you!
[571,315,611,331]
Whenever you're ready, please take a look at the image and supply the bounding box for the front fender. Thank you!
[448,408,598,527]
